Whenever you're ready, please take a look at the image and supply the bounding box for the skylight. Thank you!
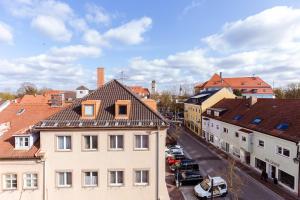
[16,108,25,115]
[233,115,243,121]
[276,123,289,131]
[252,117,262,125]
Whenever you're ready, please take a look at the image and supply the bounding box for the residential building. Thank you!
[0,99,64,200]
[202,97,300,194]
[130,86,150,98]
[184,88,235,136]
[33,68,169,200]
[0,100,10,112]
[194,73,274,98]
[76,85,90,99]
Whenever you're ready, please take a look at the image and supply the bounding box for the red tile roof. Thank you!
[204,98,300,142]
[0,100,64,159]
[195,73,273,94]
[129,86,150,96]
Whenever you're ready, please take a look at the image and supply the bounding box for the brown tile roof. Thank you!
[203,98,300,142]
[36,80,167,129]
[0,103,64,159]
[195,73,273,94]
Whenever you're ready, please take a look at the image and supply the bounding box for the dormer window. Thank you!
[115,100,131,119]
[81,100,101,119]
[214,111,219,117]
[252,117,262,125]
[84,105,94,116]
[276,123,289,131]
[207,110,211,115]
[15,136,30,149]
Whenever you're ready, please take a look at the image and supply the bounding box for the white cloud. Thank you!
[203,6,300,51]
[0,21,13,44]
[50,45,101,58]
[31,15,72,42]
[83,29,109,47]
[181,0,204,16]
[104,17,152,45]
[85,3,110,25]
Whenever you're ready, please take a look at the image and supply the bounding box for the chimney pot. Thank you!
[97,67,105,88]
[249,96,257,106]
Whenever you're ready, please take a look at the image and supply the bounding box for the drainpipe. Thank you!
[156,126,160,200]
[297,142,300,197]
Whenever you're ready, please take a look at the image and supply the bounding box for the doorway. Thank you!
[268,164,276,179]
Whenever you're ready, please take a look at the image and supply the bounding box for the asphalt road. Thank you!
[169,126,283,200]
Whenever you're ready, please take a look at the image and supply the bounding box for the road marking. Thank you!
[182,130,284,200]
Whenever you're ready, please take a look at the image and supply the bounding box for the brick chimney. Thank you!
[97,67,105,88]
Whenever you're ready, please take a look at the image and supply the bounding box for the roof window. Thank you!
[251,117,262,125]
[16,108,25,115]
[233,115,243,121]
[276,123,289,131]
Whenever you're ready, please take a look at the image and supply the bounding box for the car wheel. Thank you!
[221,192,228,197]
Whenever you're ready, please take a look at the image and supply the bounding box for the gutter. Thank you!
[156,125,160,200]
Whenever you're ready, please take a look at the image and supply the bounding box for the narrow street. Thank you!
[169,126,284,200]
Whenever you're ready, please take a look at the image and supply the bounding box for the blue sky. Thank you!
[1,0,300,92]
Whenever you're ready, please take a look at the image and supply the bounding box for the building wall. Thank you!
[0,160,43,200]
[184,88,235,136]
[40,129,169,200]
[76,90,89,99]
[203,116,299,194]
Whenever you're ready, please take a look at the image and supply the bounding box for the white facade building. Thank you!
[202,98,300,195]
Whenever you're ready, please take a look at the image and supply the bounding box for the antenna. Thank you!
[117,70,129,83]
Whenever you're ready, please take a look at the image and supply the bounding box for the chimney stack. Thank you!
[97,67,105,88]
[220,72,223,84]
[249,96,257,106]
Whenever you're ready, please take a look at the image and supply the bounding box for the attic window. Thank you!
[119,105,127,115]
[276,123,289,131]
[115,100,131,119]
[233,115,243,121]
[81,100,101,119]
[16,108,25,115]
[207,110,211,115]
[84,105,94,116]
[252,117,262,125]
[15,136,30,149]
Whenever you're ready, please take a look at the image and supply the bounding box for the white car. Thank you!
[165,146,184,158]
[194,176,227,199]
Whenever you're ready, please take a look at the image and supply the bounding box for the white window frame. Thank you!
[83,171,98,187]
[56,171,72,188]
[276,145,290,158]
[109,170,124,187]
[109,135,124,150]
[84,104,94,117]
[134,135,149,150]
[134,170,149,186]
[258,140,264,148]
[23,173,38,189]
[56,136,72,151]
[15,136,30,149]
[83,135,98,151]
[3,174,17,190]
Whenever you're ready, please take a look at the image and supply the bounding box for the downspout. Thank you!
[156,125,160,200]
[297,142,300,197]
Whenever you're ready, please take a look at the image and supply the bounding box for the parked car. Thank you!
[165,146,184,158]
[170,159,199,172]
[194,176,228,199]
[175,170,203,187]
[167,154,186,166]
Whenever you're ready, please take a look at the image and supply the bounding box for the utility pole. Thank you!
[211,178,214,200]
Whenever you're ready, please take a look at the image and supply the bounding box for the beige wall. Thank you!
[0,160,43,200]
[40,129,169,200]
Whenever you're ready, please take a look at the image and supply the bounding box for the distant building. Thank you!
[194,73,274,98]
[184,88,235,136]
[151,80,156,94]
[76,85,89,99]
[129,86,150,98]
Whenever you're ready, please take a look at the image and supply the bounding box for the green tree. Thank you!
[233,89,242,96]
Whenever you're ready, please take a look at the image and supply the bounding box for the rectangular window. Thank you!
[223,128,228,133]
[119,105,127,115]
[83,135,98,150]
[276,146,290,157]
[83,171,98,187]
[23,173,38,189]
[3,174,17,190]
[255,158,266,171]
[135,135,149,150]
[242,136,246,142]
[84,105,94,116]
[57,136,71,150]
[278,170,294,189]
[15,136,30,148]
[258,140,264,147]
[109,135,124,150]
[235,132,239,138]
[134,170,149,185]
[109,171,124,186]
[216,125,219,130]
[57,172,72,187]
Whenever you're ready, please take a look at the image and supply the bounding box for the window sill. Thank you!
[82,185,98,188]
[23,187,38,190]
[3,188,17,191]
[56,149,72,152]
[134,183,149,186]
[108,148,124,151]
[82,149,98,152]
[276,153,290,158]
[134,148,149,151]
[109,183,124,187]
[57,185,72,188]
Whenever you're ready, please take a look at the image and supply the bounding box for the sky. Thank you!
[1,0,300,93]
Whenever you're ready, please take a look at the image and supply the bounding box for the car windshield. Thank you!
[200,179,210,191]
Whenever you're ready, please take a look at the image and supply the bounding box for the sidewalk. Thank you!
[165,162,185,200]
[183,126,300,200]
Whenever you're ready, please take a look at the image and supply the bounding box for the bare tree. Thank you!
[17,82,38,97]
[223,157,243,200]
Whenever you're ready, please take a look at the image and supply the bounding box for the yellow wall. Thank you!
[184,88,235,136]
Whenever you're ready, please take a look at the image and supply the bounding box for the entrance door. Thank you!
[225,143,230,153]
[268,164,276,178]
